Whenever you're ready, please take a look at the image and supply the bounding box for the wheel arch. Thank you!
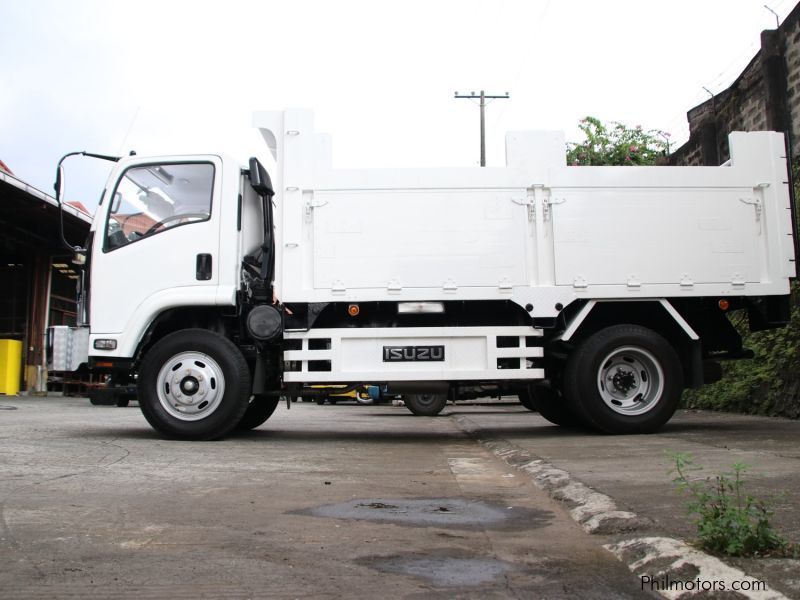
[557,299,702,389]
[133,306,237,366]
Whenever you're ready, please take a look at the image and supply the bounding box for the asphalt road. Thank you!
[0,396,798,598]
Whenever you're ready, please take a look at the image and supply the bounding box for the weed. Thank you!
[669,452,790,557]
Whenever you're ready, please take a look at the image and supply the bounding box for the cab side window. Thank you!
[105,163,214,251]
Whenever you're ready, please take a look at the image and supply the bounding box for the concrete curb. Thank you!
[605,537,787,600]
[453,415,790,600]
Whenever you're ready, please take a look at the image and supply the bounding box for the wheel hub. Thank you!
[597,346,664,416]
[180,376,200,395]
[416,394,436,407]
[156,352,226,421]
[611,368,637,394]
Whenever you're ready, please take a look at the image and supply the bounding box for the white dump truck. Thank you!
[49,110,797,439]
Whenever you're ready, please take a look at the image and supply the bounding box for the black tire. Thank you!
[518,388,537,411]
[404,393,447,416]
[521,383,580,426]
[138,329,251,440]
[236,395,280,430]
[116,398,130,407]
[564,324,682,434]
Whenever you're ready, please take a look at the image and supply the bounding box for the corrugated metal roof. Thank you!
[0,169,92,224]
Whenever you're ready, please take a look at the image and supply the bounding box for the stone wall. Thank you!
[671,4,800,421]
[785,11,800,142]
[670,2,800,165]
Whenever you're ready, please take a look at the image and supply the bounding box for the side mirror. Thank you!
[54,165,65,201]
[248,157,274,197]
[54,150,118,254]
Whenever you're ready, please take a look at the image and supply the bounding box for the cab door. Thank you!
[90,158,222,339]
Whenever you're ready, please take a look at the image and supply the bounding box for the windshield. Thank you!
[105,162,214,251]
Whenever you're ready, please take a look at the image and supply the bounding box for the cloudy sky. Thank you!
[0,0,796,213]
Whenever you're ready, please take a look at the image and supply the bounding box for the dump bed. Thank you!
[255,110,795,319]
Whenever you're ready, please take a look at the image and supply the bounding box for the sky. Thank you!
[0,0,797,214]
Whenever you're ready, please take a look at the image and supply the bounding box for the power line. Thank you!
[662,1,794,150]
[454,90,510,166]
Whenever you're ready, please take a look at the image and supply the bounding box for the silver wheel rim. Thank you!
[156,352,226,421]
[596,346,663,416]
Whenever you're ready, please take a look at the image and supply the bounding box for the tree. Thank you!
[566,116,669,166]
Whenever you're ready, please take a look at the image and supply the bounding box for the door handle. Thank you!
[196,253,212,280]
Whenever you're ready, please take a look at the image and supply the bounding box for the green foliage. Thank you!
[669,453,789,557]
[566,116,669,166]
[682,286,800,417]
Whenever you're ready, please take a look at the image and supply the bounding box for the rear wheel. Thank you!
[404,393,447,416]
[518,388,537,411]
[236,395,280,430]
[521,383,579,426]
[564,325,682,434]
[138,329,251,440]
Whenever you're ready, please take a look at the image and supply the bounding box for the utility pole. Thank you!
[454,90,510,166]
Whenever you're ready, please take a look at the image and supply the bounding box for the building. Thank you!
[0,166,91,393]
[671,2,800,166]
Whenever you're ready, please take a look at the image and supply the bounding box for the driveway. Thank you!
[0,396,797,598]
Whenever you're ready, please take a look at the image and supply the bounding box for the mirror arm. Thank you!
[54,151,121,253]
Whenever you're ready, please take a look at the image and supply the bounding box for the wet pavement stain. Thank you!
[295,497,553,530]
[362,553,656,598]
[363,554,515,587]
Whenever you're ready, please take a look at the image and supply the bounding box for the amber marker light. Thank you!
[718,299,730,311]
[348,304,360,317]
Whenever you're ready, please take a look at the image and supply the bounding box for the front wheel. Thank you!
[138,329,251,440]
[564,325,682,434]
[404,393,447,416]
[236,395,280,430]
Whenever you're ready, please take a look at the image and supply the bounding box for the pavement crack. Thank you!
[99,438,131,467]
[0,436,131,580]
[0,499,46,579]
